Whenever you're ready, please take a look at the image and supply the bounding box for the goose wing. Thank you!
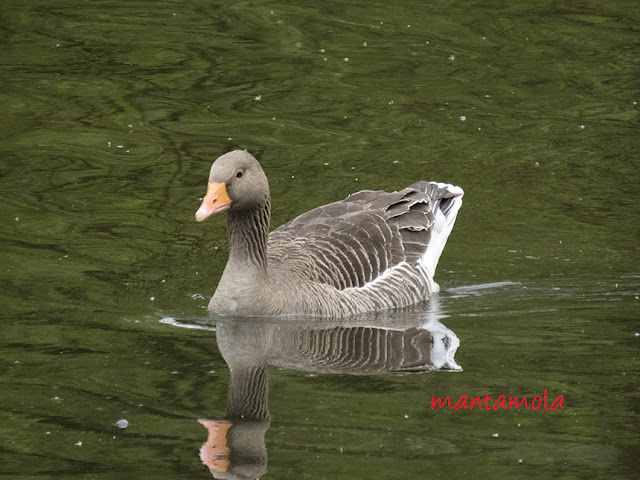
[267,182,463,290]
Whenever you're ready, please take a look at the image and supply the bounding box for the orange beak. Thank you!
[195,182,231,222]
[197,419,232,472]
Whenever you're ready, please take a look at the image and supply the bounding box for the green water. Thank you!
[1,0,639,478]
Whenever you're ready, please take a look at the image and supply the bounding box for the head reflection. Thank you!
[198,300,460,479]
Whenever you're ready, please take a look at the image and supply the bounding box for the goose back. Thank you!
[263,181,463,315]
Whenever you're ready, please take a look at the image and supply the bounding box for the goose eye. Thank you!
[235,169,244,178]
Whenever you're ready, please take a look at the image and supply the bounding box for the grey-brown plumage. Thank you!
[196,150,463,317]
[206,312,460,479]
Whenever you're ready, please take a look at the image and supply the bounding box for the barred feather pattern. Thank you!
[277,325,436,374]
[262,182,463,316]
[227,200,271,271]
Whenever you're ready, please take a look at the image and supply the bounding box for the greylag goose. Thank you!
[195,150,463,317]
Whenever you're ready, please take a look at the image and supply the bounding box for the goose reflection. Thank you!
[198,298,461,479]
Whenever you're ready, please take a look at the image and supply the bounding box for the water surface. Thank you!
[1,0,638,479]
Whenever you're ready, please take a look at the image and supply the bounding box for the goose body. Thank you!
[196,150,463,317]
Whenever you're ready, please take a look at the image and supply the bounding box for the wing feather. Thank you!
[267,182,462,292]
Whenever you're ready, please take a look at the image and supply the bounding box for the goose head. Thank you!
[195,150,270,222]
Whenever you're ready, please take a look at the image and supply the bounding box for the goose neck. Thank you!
[227,201,270,273]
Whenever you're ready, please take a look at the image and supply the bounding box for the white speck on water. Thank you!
[578,124,585,129]
[75,441,82,446]
[492,433,499,437]
[319,48,325,53]
[404,414,409,419]
[518,459,523,463]
[209,370,215,374]
[52,396,61,402]
[227,137,232,141]
[323,162,329,166]
[272,117,276,120]
[45,431,51,435]
[525,256,540,259]
[407,24,411,27]
[634,332,639,337]
[117,145,124,149]
[14,360,20,364]
[459,115,466,121]
[116,419,129,429]
[14,217,19,221]
[393,160,399,164]
[363,42,367,47]
[107,142,111,147]
[343,57,349,61]
[150,296,155,301]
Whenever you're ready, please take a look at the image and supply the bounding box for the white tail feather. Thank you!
[421,183,464,281]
